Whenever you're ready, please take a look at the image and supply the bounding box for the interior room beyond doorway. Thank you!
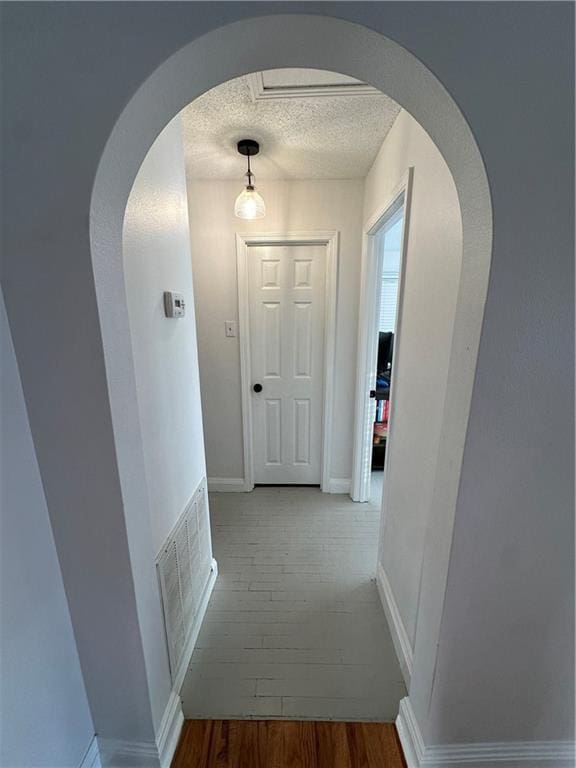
[369,201,406,508]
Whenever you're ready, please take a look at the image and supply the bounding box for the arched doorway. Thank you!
[89,13,492,762]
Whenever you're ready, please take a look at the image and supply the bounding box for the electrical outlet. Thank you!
[225,320,237,338]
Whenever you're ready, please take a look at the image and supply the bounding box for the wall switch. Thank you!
[225,320,237,338]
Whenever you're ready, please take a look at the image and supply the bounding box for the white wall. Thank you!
[0,292,95,768]
[365,111,462,650]
[124,117,207,553]
[1,3,572,759]
[187,178,364,485]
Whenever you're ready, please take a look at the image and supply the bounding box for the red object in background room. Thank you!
[382,401,390,425]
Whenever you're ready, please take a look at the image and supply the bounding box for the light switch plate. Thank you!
[225,320,237,338]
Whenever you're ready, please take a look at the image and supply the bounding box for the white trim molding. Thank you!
[236,230,339,494]
[96,738,159,768]
[377,562,413,687]
[326,478,351,494]
[246,71,380,101]
[96,555,216,768]
[156,690,184,768]
[96,688,187,768]
[79,736,101,768]
[207,477,249,493]
[396,698,576,768]
[396,697,426,768]
[351,168,413,503]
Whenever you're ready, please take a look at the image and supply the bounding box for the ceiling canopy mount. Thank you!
[237,139,260,157]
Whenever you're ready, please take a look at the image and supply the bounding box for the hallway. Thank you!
[180,487,406,720]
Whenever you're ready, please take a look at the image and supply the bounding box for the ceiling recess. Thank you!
[247,69,382,101]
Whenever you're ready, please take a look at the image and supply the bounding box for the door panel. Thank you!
[294,399,311,464]
[263,302,281,376]
[293,302,312,377]
[264,399,282,464]
[248,244,326,484]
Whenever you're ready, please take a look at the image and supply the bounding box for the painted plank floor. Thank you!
[180,486,406,721]
[171,720,407,768]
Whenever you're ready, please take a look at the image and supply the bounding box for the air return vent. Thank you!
[156,479,215,686]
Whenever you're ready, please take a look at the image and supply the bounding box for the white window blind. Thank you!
[377,211,403,333]
[379,275,399,332]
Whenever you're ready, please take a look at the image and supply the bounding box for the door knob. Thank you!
[253,383,263,393]
[369,389,376,399]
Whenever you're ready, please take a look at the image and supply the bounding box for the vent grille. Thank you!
[156,479,213,682]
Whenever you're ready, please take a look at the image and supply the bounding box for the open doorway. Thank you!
[120,64,467,723]
[120,66,418,722]
[89,13,493,762]
[352,174,412,504]
[172,69,408,720]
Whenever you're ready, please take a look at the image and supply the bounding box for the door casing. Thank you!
[236,231,339,492]
[351,169,414,503]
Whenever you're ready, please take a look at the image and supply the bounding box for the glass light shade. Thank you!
[234,185,266,220]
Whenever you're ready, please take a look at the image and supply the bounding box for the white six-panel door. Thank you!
[248,244,327,484]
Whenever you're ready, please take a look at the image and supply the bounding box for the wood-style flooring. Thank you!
[171,720,407,768]
[180,486,406,721]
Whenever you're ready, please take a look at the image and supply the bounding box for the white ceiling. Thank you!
[180,69,401,180]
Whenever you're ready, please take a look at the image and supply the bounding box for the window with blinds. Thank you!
[379,274,399,332]
[377,211,403,333]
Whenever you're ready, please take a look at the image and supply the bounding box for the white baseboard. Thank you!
[396,697,426,767]
[157,558,218,767]
[90,560,215,768]
[396,697,576,768]
[376,562,413,687]
[92,681,185,768]
[99,560,217,768]
[156,690,184,768]
[325,477,351,494]
[79,736,101,768]
[172,557,218,693]
[208,477,250,492]
[96,738,159,768]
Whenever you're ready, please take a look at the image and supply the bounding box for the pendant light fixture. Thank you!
[234,139,266,220]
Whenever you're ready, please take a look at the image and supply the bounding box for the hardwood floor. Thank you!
[171,720,407,768]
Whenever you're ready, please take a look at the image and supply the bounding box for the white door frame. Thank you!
[236,231,339,493]
[351,169,414,502]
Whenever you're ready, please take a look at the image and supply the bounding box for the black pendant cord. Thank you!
[238,139,259,189]
[246,154,253,188]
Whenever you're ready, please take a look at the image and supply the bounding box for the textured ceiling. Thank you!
[180,70,401,180]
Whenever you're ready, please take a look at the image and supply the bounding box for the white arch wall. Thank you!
[1,4,572,764]
[362,109,464,672]
[90,12,491,751]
